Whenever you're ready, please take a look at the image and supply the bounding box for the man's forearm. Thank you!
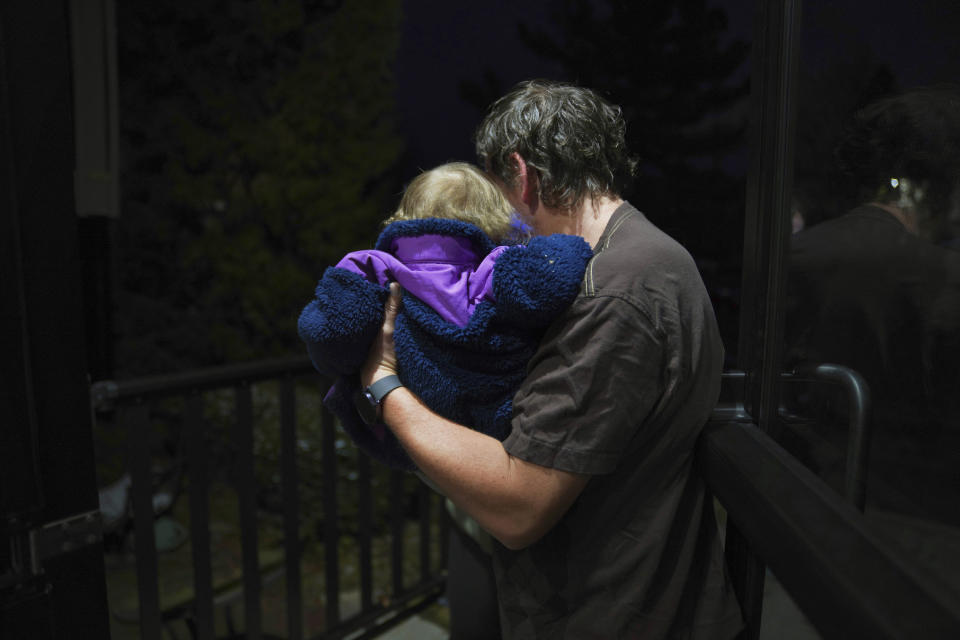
[380,387,587,550]
[359,282,586,549]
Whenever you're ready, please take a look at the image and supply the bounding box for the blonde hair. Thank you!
[384,162,517,242]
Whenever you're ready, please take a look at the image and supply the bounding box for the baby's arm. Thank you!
[297,265,388,376]
[493,234,594,327]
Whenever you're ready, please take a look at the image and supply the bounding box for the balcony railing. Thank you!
[91,355,447,640]
[707,369,960,638]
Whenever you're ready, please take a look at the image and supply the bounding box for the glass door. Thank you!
[721,0,960,637]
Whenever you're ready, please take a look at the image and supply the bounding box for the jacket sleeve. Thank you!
[493,234,593,328]
[297,266,387,376]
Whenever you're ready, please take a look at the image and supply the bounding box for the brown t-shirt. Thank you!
[494,203,743,639]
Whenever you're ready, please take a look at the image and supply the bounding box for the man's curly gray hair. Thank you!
[474,79,637,210]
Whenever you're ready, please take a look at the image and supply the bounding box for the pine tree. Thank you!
[116,0,403,374]
[518,0,749,256]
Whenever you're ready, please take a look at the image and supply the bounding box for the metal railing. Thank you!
[708,367,960,638]
[699,419,960,639]
[91,355,447,640]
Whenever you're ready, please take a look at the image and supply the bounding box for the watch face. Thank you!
[355,387,379,425]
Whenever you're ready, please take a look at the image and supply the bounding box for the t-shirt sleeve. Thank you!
[504,293,664,475]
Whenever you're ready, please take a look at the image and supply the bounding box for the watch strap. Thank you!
[367,374,403,404]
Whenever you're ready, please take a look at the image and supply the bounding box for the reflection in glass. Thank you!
[783,85,960,592]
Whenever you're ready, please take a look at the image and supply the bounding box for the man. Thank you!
[361,80,743,638]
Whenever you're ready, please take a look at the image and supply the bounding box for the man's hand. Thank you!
[361,282,403,387]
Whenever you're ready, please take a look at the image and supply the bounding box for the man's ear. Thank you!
[509,152,538,207]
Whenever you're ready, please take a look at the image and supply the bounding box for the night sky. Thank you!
[394,0,566,174]
[394,0,751,176]
[393,0,959,180]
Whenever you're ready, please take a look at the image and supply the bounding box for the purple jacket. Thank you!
[336,234,508,327]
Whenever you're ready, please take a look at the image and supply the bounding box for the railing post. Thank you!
[280,376,304,640]
[358,452,374,612]
[440,497,450,577]
[322,404,341,628]
[418,484,431,585]
[185,392,215,640]
[390,469,405,597]
[125,401,162,640]
[235,382,262,639]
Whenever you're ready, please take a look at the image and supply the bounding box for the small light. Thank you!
[890,178,900,189]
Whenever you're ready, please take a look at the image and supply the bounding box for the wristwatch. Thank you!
[355,374,404,425]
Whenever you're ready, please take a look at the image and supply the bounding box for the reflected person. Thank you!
[786,85,960,523]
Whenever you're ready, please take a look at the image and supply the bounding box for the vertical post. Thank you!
[357,452,374,612]
[748,0,802,439]
[418,484,431,584]
[390,469,405,596]
[185,393,214,640]
[0,0,111,635]
[321,405,340,627]
[126,402,162,640]
[69,0,120,219]
[730,0,804,637]
[0,6,43,527]
[280,376,304,640]
[235,383,262,639]
[724,523,766,640]
[70,0,120,380]
[440,497,450,575]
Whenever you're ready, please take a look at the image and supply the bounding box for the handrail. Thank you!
[698,420,960,639]
[792,363,872,510]
[90,355,317,409]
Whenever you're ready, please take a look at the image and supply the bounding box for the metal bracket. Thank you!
[28,510,104,573]
[90,380,119,412]
[2,510,102,592]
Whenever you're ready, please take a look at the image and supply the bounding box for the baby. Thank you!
[297,162,592,469]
